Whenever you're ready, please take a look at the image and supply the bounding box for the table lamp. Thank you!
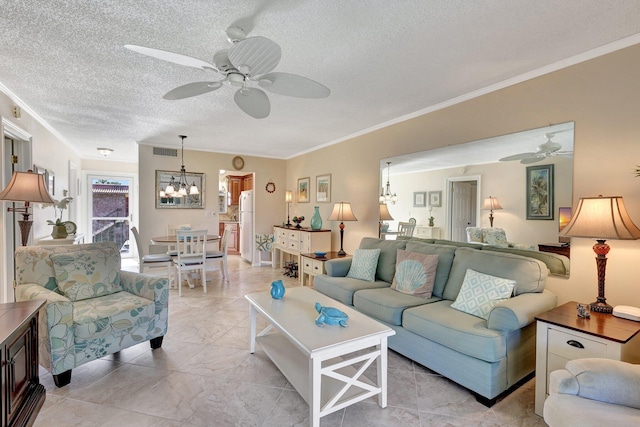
[0,170,55,246]
[328,202,357,255]
[379,203,394,238]
[559,195,640,313]
[481,196,503,227]
[285,190,293,226]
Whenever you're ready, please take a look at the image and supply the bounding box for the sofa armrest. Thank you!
[324,258,352,277]
[550,358,640,409]
[15,283,75,374]
[486,289,557,331]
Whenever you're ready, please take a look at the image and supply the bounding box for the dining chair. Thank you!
[205,226,230,281]
[398,222,416,237]
[173,229,207,296]
[166,223,191,256]
[131,227,173,284]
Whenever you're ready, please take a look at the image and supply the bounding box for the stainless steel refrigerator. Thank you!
[239,189,253,263]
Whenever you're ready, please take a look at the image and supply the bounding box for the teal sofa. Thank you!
[314,237,558,406]
[15,241,169,387]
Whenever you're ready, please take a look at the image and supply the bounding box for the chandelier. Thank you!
[163,135,199,198]
[379,161,397,204]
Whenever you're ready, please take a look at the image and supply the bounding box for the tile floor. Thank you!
[34,256,547,427]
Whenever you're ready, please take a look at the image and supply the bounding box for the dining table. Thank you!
[150,234,221,287]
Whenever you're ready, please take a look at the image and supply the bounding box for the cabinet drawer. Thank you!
[548,328,607,359]
[311,260,324,275]
[277,229,287,238]
[302,258,313,271]
[287,240,299,250]
[287,230,299,240]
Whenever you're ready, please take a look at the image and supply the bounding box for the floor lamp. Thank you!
[559,195,640,313]
[328,202,357,256]
[0,170,55,246]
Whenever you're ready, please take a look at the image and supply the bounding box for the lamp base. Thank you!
[590,300,613,314]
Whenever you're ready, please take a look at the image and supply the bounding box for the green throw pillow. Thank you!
[50,246,122,301]
[391,249,439,298]
[346,248,381,282]
[450,269,515,319]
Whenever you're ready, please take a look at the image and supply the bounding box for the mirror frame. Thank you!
[155,170,205,209]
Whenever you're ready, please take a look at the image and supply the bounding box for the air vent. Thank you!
[153,147,178,157]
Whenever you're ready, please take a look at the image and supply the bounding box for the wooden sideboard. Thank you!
[273,226,331,281]
[0,300,46,427]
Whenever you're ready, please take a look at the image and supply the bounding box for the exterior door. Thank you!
[88,175,133,257]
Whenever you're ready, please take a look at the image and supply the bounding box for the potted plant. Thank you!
[47,197,73,238]
[428,216,435,227]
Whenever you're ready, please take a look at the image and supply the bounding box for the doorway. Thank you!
[87,174,134,257]
[446,176,481,242]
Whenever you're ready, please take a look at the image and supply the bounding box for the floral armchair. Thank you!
[15,241,169,387]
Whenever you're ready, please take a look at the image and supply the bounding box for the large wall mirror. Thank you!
[155,170,205,209]
[380,122,574,276]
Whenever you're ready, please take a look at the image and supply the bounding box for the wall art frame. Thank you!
[316,174,331,203]
[526,164,554,220]
[428,191,442,207]
[413,191,427,207]
[298,177,310,203]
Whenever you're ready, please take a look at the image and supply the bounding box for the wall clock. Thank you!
[265,181,276,193]
[232,156,245,170]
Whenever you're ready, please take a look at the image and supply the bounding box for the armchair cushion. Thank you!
[482,228,508,247]
[50,246,122,301]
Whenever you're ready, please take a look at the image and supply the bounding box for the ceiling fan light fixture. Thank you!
[228,72,245,87]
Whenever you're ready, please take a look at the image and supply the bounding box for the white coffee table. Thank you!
[245,287,395,427]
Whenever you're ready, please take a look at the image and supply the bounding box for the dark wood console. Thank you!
[0,300,46,427]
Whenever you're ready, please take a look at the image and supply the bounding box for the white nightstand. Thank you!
[300,252,351,286]
[534,301,640,416]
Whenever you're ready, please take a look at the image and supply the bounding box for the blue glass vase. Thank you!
[270,280,285,299]
[311,206,322,230]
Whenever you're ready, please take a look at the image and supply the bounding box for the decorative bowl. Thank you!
[314,251,327,258]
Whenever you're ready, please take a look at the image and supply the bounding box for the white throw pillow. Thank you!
[450,269,515,319]
[346,248,381,282]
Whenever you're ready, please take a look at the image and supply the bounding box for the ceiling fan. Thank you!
[498,133,573,164]
[124,25,330,119]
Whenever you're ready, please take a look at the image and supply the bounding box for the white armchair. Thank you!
[544,358,640,426]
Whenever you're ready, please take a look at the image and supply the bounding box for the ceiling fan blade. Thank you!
[258,72,330,98]
[499,152,537,162]
[520,156,546,164]
[228,36,281,77]
[163,82,223,100]
[234,87,270,119]
[124,44,215,70]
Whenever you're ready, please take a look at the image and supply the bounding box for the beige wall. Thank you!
[138,145,286,259]
[286,43,640,308]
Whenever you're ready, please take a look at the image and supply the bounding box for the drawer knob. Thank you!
[566,339,584,349]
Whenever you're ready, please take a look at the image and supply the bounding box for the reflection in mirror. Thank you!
[380,122,573,276]
[156,170,205,209]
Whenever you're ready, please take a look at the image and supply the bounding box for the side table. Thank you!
[300,252,351,286]
[534,301,640,416]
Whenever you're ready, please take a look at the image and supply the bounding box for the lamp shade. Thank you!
[481,196,503,211]
[379,203,394,221]
[328,202,358,222]
[559,196,640,240]
[285,190,293,203]
[0,171,54,204]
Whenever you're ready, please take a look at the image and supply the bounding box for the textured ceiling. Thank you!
[0,1,639,163]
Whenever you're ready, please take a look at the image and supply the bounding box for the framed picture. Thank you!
[316,174,331,203]
[155,170,205,209]
[526,164,554,220]
[428,191,442,207]
[298,177,310,203]
[413,191,427,207]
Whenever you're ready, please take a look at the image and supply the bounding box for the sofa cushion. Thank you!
[450,269,515,319]
[72,291,155,340]
[443,248,547,301]
[354,288,439,325]
[402,300,507,362]
[347,248,381,282]
[433,239,484,250]
[50,245,122,301]
[405,241,457,298]
[358,237,407,283]
[391,250,438,298]
[313,275,390,306]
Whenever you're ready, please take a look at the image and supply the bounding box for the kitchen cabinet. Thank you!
[0,300,46,427]
[220,222,239,255]
[227,174,253,205]
[242,175,253,191]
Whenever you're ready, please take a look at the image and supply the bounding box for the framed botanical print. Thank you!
[413,191,427,207]
[316,174,331,203]
[298,177,310,203]
[428,191,442,207]
[526,164,554,220]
